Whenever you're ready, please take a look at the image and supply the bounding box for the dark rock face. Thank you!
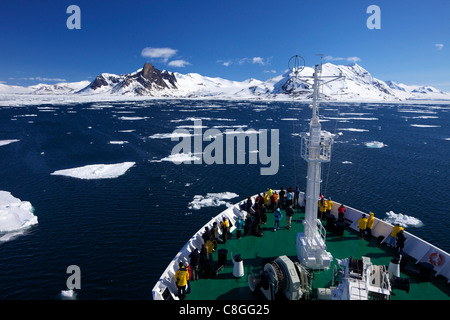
[133,63,177,90]
[82,63,177,94]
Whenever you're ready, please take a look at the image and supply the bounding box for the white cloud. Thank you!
[9,77,67,82]
[435,43,444,50]
[141,47,178,62]
[264,70,277,74]
[220,56,271,67]
[324,56,361,63]
[252,57,265,65]
[168,60,191,67]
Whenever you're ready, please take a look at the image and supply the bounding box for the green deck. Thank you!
[186,208,450,300]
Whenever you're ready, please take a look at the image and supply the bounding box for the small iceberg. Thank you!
[0,139,20,147]
[188,192,239,210]
[0,191,38,242]
[383,210,423,228]
[60,289,77,300]
[364,141,387,148]
[51,162,135,180]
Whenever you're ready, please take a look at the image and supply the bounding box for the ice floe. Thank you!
[383,211,423,228]
[0,139,19,147]
[118,116,149,121]
[0,191,38,242]
[410,124,441,128]
[188,192,239,210]
[338,128,369,132]
[364,141,387,148]
[150,153,201,164]
[51,162,135,179]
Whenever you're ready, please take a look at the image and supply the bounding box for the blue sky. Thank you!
[1,0,449,90]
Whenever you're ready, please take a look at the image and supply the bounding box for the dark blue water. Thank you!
[0,100,449,299]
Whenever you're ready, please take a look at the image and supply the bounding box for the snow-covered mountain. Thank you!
[1,62,449,102]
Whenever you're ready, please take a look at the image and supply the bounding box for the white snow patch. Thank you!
[51,162,135,179]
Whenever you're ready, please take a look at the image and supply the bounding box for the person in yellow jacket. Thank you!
[325,198,333,215]
[205,239,215,260]
[366,212,375,238]
[264,193,270,206]
[388,224,405,248]
[358,214,368,239]
[175,262,190,300]
[318,198,326,220]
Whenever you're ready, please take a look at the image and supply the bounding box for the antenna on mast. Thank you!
[289,53,344,270]
[315,53,324,72]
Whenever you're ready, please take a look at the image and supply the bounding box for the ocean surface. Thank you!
[0,99,449,299]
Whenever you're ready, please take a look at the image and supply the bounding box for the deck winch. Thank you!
[248,255,311,300]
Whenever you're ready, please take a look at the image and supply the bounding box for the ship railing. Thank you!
[328,201,450,283]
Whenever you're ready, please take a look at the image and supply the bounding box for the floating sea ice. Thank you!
[188,192,239,210]
[118,116,149,121]
[0,191,38,241]
[60,289,77,300]
[108,141,128,144]
[51,162,135,179]
[383,210,423,228]
[338,128,369,132]
[342,161,353,164]
[410,124,441,128]
[364,141,387,148]
[0,139,19,147]
[150,153,201,164]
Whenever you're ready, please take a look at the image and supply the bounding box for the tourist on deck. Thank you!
[279,187,286,209]
[294,187,301,209]
[388,224,404,248]
[235,216,244,239]
[246,196,253,214]
[202,227,212,243]
[244,214,252,236]
[205,239,215,260]
[396,230,407,253]
[188,248,200,281]
[286,205,294,230]
[184,261,192,294]
[272,191,279,210]
[274,208,283,231]
[175,262,190,300]
[366,212,375,239]
[260,203,267,225]
[325,198,333,215]
[338,204,346,221]
[286,187,294,208]
[211,222,219,250]
[220,217,229,244]
[199,244,207,274]
[358,214,368,239]
[264,192,270,208]
[318,198,326,220]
